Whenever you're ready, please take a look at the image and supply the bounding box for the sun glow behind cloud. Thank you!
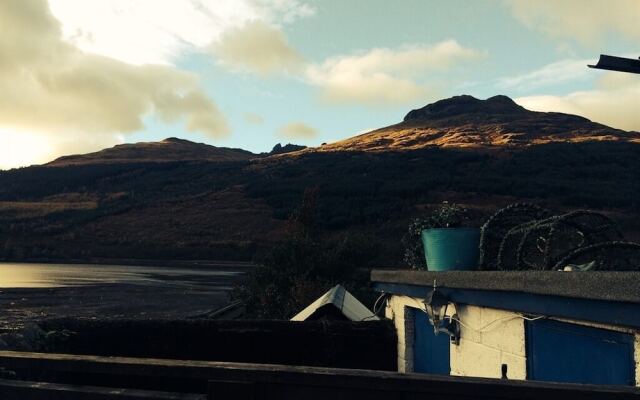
[0,130,54,170]
[0,129,129,171]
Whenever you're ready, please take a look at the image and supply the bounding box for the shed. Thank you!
[291,284,379,322]
[371,270,640,386]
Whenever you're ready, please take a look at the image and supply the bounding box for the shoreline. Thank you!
[0,259,251,331]
[0,282,242,332]
[0,257,258,270]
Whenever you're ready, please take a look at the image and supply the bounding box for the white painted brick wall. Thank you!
[450,304,526,380]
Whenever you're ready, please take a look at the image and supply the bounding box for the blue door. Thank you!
[526,319,635,385]
[413,308,450,374]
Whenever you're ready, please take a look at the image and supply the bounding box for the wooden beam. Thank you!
[0,378,205,400]
[0,351,638,399]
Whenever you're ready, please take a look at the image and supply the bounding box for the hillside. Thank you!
[48,137,256,166]
[312,95,640,152]
[1,95,639,264]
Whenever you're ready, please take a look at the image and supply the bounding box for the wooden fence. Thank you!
[0,351,638,400]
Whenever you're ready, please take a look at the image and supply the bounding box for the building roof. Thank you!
[291,284,379,322]
[371,270,640,329]
[371,270,640,304]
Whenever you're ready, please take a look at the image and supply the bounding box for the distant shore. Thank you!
[0,257,257,270]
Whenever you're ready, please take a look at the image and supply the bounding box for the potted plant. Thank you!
[403,202,480,271]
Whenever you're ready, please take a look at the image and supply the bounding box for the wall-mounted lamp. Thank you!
[423,285,460,345]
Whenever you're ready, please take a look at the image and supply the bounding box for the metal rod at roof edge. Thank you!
[588,54,640,74]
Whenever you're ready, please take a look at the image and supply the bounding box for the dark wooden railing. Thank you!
[0,351,638,399]
[0,378,204,400]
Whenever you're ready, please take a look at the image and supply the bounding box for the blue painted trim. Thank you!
[413,308,450,375]
[373,282,640,329]
[526,318,636,385]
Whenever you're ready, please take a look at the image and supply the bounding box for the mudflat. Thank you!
[0,263,249,331]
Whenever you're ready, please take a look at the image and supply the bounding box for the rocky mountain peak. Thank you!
[160,137,194,145]
[404,94,528,121]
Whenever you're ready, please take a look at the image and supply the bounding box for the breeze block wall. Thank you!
[450,304,526,380]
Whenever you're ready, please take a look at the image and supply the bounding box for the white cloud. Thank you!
[498,59,593,90]
[306,40,484,105]
[47,0,315,66]
[505,0,640,45]
[516,73,640,131]
[49,1,480,109]
[0,0,229,168]
[211,21,303,75]
[244,113,265,125]
[278,122,318,139]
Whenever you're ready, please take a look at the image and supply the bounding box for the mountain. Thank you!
[1,95,639,264]
[312,95,640,152]
[269,143,307,155]
[46,95,640,165]
[48,137,255,166]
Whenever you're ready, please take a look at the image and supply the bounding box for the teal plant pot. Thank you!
[421,228,480,271]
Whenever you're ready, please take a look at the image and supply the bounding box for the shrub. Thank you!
[402,202,471,269]
[233,188,379,319]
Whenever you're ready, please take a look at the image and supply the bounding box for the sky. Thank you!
[1,0,639,169]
